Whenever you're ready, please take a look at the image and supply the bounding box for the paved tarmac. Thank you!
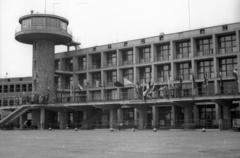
[0,129,240,158]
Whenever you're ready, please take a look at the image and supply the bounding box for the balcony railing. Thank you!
[78,66,87,71]
[196,72,214,79]
[216,70,236,78]
[88,65,101,70]
[121,60,133,66]
[218,47,237,55]
[105,62,117,68]
[175,52,190,59]
[196,50,213,57]
[156,55,170,61]
[139,57,151,64]
[140,78,152,84]
[175,75,191,80]
[158,76,170,83]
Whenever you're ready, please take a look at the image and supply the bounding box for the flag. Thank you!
[233,69,238,84]
[143,81,155,99]
[179,76,183,89]
[219,71,223,87]
[202,73,208,87]
[192,74,196,89]
[78,83,83,90]
[134,82,143,99]
[123,78,133,86]
[114,81,124,87]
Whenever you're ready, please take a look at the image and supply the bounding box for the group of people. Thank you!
[26,92,50,104]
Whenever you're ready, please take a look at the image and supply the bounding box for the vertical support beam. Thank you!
[215,103,222,130]
[137,107,148,129]
[193,104,199,124]
[223,105,231,129]
[117,108,123,124]
[171,105,175,126]
[134,108,138,126]
[59,109,68,129]
[152,106,158,127]
[212,34,218,94]
[32,109,40,128]
[184,105,193,126]
[19,115,23,129]
[110,109,118,128]
[40,108,45,130]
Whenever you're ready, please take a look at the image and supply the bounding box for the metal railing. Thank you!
[121,60,134,66]
[156,55,170,61]
[138,57,151,64]
[218,47,237,55]
[88,65,101,70]
[196,50,213,57]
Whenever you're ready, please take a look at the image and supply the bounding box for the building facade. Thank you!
[0,14,239,130]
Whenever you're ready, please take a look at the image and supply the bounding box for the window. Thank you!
[22,19,31,29]
[92,54,101,69]
[92,72,101,87]
[123,108,134,121]
[122,49,133,65]
[60,21,67,30]
[32,17,46,26]
[28,84,32,92]
[200,29,205,34]
[65,58,73,71]
[196,38,213,56]
[122,88,133,100]
[197,60,214,79]
[139,47,151,63]
[219,57,237,77]
[0,85,2,93]
[22,84,27,92]
[9,100,14,106]
[218,34,236,54]
[176,41,191,59]
[4,85,8,93]
[107,71,117,86]
[55,60,60,70]
[157,65,171,82]
[16,84,20,92]
[105,89,117,100]
[78,74,86,88]
[123,69,134,83]
[199,105,216,119]
[78,56,87,71]
[10,85,14,92]
[176,63,191,80]
[106,51,117,67]
[47,18,60,29]
[140,67,151,84]
[0,100,2,107]
[91,90,101,101]
[222,25,228,31]
[65,76,73,89]
[3,99,8,106]
[156,44,170,61]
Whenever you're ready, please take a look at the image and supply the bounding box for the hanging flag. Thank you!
[114,81,124,87]
[134,82,143,99]
[219,71,223,87]
[123,78,133,86]
[78,83,83,90]
[233,69,238,84]
[202,73,208,87]
[192,73,196,89]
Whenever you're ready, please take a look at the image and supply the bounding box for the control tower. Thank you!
[15,13,76,101]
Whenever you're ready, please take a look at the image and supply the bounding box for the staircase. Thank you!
[0,105,31,126]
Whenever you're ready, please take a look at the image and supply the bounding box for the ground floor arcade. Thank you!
[14,99,240,130]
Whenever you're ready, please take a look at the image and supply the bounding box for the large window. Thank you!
[65,58,73,71]
[0,85,2,93]
[176,63,191,80]
[157,65,171,82]
[92,72,101,87]
[4,85,8,93]
[92,54,101,69]
[107,71,117,86]
[91,90,101,101]
[28,84,32,92]
[65,76,73,89]
[106,52,117,67]
[196,38,213,56]
[219,57,237,77]
[78,74,86,88]
[32,17,46,26]
[197,60,214,79]
[199,105,216,119]
[60,21,67,30]
[22,19,31,29]
[47,18,59,29]
[22,84,27,92]
[122,49,133,65]
[218,34,236,54]
[139,47,151,63]
[140,67,151,84]
[156,44,170,61]
[123,69,134,83]
[176,41,191,59]
[55,60,60,70]
[78,56,87,71]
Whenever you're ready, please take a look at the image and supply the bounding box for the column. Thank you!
[19,115,23,129]
[171,105,175,126]
[193,104,199,124]
[32,109,40,128]
[40,108,45,130]
[152,106,158,127]
[223,105,231,129]
[184,105,193,128]
[137,107,148,129]
[110,109,118,128]
[134,108,138,126]
[215,103,222,130]
[117,108,123,124]
[59,109,68,129]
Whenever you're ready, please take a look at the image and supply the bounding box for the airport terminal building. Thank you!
[0,13,240,130]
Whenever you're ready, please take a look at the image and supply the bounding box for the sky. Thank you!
[0,0,240,78]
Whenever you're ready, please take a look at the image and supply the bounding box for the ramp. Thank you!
[0,105,31,126]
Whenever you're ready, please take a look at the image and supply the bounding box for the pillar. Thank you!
[59,109,68,129]
[32,109,40,128]
[19,115,23,129]
[110,109,117,128]
[137,108,148,129]
[171,105,175,126]
[193,104,199,124]
[117,108,123,124]
[184,105,193,126]
[223,105,231,129]
[152,106,158,127]
[40,108,45,130]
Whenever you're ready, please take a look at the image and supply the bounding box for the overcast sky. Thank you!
[0,0,239,78]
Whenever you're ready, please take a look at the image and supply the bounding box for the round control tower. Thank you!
[15,13,73,102]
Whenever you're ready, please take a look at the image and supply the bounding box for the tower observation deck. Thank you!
[15,13,76,102]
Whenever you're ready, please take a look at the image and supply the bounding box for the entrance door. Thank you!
[158,107,171,127]
[199,105,217,129]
